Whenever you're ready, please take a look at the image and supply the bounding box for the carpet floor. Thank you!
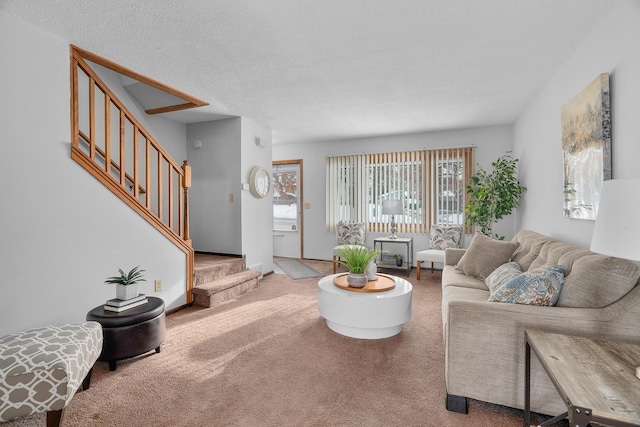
[3,260,559,427]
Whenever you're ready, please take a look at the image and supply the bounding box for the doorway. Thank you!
[272,160,303,258]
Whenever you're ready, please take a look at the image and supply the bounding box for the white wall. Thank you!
[186,117,274,274]
[187,118,243,254]
[0,14,189,336]
[513,0,640,248]
[273,125,513,263]
[240,118,274,274]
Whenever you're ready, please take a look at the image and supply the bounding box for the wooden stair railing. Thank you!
[69,46,195,302]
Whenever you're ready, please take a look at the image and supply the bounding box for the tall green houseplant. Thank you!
[465,152,526,240]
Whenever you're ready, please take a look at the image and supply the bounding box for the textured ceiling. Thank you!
[1,0,614,144]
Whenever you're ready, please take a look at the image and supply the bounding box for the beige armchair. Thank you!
[332,222,366,274]
[416,224,463,279]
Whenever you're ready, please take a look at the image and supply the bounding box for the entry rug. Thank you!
[274,259,324,280]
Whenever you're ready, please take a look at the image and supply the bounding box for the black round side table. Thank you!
[86,296,166,371]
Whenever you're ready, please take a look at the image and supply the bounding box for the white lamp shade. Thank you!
[382,199,403,215]
[590,178,640,261]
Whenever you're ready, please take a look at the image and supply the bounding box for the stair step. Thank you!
[194,258,245,286]
[192,270,262,308]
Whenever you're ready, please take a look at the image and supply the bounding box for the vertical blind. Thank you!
[326,147,473,233]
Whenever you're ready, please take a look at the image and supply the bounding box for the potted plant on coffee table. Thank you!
[334,245,379,288]
[104,265,146,300]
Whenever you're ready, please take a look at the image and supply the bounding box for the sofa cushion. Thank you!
[488,265,565,306]
[455,232,519,279]
[511,230,640,308]
[485,262,522,293]
[511,230,549,271]
[442,265,488,291]
[528,240,590,275]
[430,225,463,250]
[557,255,640,308]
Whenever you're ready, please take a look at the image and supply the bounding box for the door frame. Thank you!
[273,159,303,258]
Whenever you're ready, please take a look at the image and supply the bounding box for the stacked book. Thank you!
[104,294,148,312]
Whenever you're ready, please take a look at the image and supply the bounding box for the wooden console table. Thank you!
[524,330,640,427]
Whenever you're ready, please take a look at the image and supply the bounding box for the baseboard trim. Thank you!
[166,304,190,316]
[195,251,243,258]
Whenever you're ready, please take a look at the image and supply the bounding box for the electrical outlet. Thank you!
[155,279,162,292]
[229,193,234,202]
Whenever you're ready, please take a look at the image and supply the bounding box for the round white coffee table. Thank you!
[317,273,413,339]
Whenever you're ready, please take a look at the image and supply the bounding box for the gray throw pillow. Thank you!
[485,262,522,293]
[455,232,519,279]
[488,265,566,306]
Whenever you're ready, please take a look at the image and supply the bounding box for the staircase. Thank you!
[69,46,262,306]
[191,254,262,308]
[70,47,197,300]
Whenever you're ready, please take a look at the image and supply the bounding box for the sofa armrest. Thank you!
[444,248,466,266]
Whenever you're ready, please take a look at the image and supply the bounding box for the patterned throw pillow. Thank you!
[336,222,365,245]
[488,265,566,306]
[485,262,522,293]
[430,225,463,250]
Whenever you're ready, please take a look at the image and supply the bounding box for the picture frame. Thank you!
[561,73,611,220]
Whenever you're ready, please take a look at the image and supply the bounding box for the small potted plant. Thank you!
[394,254,403,267]
[334,245,379,288]
[105,265,146,300]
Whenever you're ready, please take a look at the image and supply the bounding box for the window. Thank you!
[326,148,473,233]
[273,163,299,232]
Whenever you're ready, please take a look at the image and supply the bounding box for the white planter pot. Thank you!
[116,283,139,300]
[365,261,378,281]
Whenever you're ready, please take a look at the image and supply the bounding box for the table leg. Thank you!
[524,335,531,427]
[525,333,570,427]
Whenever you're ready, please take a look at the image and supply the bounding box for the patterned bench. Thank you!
[0,322,103,426]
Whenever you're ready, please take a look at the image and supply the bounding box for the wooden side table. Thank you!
[374,237,413,277]
[524,330,640,427]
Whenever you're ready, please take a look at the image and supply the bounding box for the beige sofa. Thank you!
[442,229,640,416]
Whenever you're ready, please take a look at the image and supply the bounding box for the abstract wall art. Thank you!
[561,73,611,220]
